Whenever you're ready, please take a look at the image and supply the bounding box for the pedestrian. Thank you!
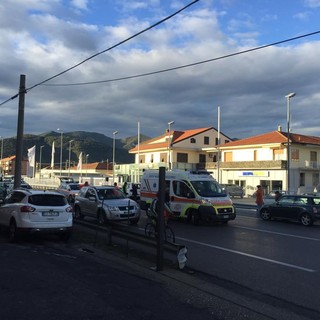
[114,182,119,189]
[122,181,127,194]
[274,190,281,201]
[255,185,264,216]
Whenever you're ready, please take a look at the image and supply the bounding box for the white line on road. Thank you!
[177,236,316,273]
[233,225,320,241]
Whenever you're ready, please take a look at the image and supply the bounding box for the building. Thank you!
[128,127,231,178]
[0,155,28,177]
[204,130,320,196]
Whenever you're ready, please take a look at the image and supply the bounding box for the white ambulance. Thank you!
[140,169,236,225]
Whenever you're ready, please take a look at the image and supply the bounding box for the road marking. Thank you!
[233,225,320,241]
[177,236,316,273]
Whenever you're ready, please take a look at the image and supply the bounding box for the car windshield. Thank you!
[190,180,226,197]
[69,184,80,190]
[97,188,126,200]
[28,194,68,206]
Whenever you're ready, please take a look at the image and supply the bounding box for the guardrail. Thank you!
[74,219,188,270]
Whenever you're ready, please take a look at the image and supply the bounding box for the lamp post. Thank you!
[86,154,89,177]
[39,145,44,178]
[285,92,296,194]
[168,121,175,170]
[112,131,118,184]
[68,140,74,177]
[57,128,63,177]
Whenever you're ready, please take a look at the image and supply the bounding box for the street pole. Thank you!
[14,74,26,189]
[285,92,296,194]
[57,128,63,177]
[168,121,174,170]
[68,140,74,177]
[113,131,118,184]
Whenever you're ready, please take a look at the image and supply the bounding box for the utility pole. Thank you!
[14,74,26,189]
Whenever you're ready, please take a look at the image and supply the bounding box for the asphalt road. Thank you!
[1,199,319,320]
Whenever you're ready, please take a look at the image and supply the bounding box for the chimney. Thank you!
[277,125,282,131]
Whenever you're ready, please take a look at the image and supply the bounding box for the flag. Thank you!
[51,141,55,168]
[27,145,36,177]
[77,152,83,171]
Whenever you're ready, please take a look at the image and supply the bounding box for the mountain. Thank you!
[1,131,150,167]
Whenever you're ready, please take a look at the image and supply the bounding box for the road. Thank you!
[165,202,320,320]
[1,199,319,319]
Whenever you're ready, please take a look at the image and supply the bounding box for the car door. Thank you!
[269,196,295,219]
[0,191,25,226]
[290,196,309,220]
[83,187,98,217]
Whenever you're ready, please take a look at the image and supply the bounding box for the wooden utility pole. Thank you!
[14,74,26,189]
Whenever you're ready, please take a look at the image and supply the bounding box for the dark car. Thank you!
[260,194,320,226]
[220,184,244,198]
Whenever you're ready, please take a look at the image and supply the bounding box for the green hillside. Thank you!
[1,131,150,167]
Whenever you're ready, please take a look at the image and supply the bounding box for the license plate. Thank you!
[42,211,59,217]
[223,215,229,219]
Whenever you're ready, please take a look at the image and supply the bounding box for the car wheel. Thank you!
[74,206,83,219]
[300,213,313,226]
[9,220,19,243]
[260,208,271,220]
[97,211,107,225]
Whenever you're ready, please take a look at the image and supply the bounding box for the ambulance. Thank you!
[140,169,236,225]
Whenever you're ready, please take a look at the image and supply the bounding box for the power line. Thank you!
[42,30,320,87]
[0,0,199,107]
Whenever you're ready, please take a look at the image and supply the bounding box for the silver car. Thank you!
[74,186,140,225]
[0,189,73,242]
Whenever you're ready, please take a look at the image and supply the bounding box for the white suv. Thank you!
[0,189,73,242]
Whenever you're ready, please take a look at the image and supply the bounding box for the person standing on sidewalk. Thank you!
[255,185,264,216]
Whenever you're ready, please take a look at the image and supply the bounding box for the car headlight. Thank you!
[106,205,119,211]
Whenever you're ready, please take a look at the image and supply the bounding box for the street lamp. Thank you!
[168,121,175,170]
[57,128,63,177]
[86,154,89,177]
[112,131,118,183]
[68,140,74,177]
[39,145,44,178]
[285,92,296,194]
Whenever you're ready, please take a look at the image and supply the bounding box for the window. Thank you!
[199,154,206,163]
[225,152,233,162]
[291,148,299,161]
[299,172,305,186]
[190,138,196,143]
[173,181,192,198]
[310,151,317,162]
[204,136,209,145]
[177,153,188,163]
[215,137,219,145]
[312,173,319,188]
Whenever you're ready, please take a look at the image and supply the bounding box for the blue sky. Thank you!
[1,0,320,141]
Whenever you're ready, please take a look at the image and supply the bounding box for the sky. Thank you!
[1,0,320,141]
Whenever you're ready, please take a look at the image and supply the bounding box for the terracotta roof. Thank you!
[219,130,320,148]
[129,127,217,153]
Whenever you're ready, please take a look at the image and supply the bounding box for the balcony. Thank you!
[304,161,319,169]
[205,160,287,170]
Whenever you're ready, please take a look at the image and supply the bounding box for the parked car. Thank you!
[57,182,81,203]
[74,186,140,225]
[259,194,320,226]
[263,190,286,205]
[220,184,244,198]
[0,189,73,241]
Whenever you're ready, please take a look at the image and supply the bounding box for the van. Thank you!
[140,169,236,225]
